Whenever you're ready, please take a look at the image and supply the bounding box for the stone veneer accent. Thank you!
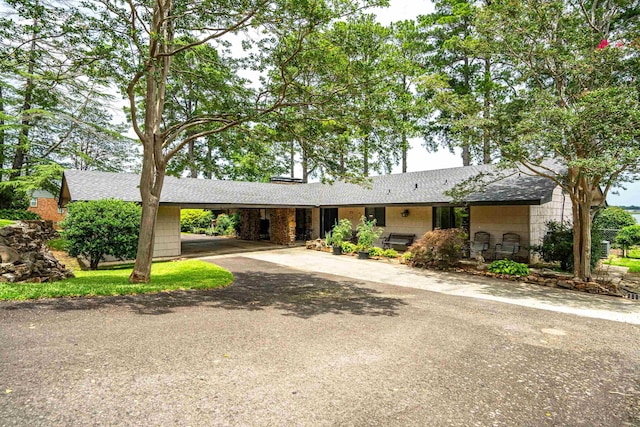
[269,208,296,246]
[238,209,261,241]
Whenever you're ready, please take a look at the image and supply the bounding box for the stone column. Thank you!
[238,209,261,241]
[269,208,296,246]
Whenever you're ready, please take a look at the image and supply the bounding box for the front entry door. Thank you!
[320,208,338,238]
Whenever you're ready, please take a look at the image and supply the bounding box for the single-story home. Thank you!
[59,164,603,261]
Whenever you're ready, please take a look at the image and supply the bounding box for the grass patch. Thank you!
[0,219,15,227]
[46,238,68,251]
[0,259,233,300]
[604,256,640,273]
[627,248,640,259]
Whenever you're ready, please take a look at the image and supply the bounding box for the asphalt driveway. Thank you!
[1,256,639,426]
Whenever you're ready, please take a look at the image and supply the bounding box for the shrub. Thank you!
[407,228,467,268]
[341,242,356,254]
[532,221,601,271]
[593,207,636,230]
[0,209,41,220]
[180,209,213,232]
[401,251,414,263]
[356,216,383,250]
[488,259,530,276]
[331,218,353,246]
[192,227,208,234]
[616,224,640,257]
[325,230,332,246]
[368,246,384,257]
[382,248,398,258]
[61,199,141,270]
[214,213,239,236]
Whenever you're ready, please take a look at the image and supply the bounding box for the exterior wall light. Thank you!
[401,209,409,217]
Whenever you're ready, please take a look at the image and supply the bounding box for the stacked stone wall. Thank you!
[270,208,296,246]
[238,209,261,241]
[0,221,74,283]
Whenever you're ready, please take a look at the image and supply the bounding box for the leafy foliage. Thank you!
[0,209,41,221]
[488,259,530,276]
[382,248,398,258]
[615,225,640,257]
[368,247,384,257]
[407,228,467,268]
[356,216,384,250]
[593,207,637,230]
[341,242,357,254]
[180,209,214,233]
[61,200,141,270]
[532,221,601,272]
[331,218,353,246]
[214,213,239,236]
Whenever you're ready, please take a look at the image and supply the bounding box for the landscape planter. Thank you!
[332,246,342,255]
[357,251,370,260]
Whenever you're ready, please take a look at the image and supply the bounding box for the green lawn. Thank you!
[0,219,15,227]
[605,256,640,273]
[0,259,233,300]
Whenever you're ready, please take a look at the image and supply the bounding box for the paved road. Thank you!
[1,256,639,426]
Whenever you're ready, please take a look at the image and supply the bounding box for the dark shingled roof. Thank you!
[61,164,559,208]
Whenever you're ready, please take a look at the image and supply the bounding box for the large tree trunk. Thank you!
[363,134,369,177]
[129,138,166,283]
[188,140,197,178]
[11,25,37,179]
[461,140,471,166]
[0,86,4,180]
[129,0,173,283]
[301,141,309,183]
[482,57,491,164]
[570,177,594,281]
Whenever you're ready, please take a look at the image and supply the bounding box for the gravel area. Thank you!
[1,256,639,426]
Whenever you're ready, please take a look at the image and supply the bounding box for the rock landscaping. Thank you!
[0,220,74,283]
[306,239,635,299]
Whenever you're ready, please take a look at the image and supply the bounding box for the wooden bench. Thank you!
[382,233,416,251]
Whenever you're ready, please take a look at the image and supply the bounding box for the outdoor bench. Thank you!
[382,233,416,251]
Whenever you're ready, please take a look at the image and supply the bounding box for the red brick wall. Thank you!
[28,198,66,226]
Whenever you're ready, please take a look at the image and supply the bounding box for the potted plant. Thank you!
[356,215,383,259]
[331,219,353,255]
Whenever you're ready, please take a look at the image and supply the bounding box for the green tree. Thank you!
[0,0,135,186]
[92,0,387,282]
[62,200,141,270]
[593,207,637,230]
[616,225,640,257]
[474,0,640,280]
[419,0,502,166]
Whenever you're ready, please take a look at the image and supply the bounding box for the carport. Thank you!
[180,234,301,258]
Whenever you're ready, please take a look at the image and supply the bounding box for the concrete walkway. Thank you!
[203,247,640,325]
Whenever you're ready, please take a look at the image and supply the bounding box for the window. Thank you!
[433,207,468,230]
[364,206,385,227]
[30,198,37,208]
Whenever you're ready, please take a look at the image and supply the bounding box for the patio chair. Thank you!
[470,231,490,259]
[494,232,521,260]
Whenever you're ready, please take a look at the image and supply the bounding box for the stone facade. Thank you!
[269,208,296,246]
[238,209,261,241]
[0,221,74,283]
